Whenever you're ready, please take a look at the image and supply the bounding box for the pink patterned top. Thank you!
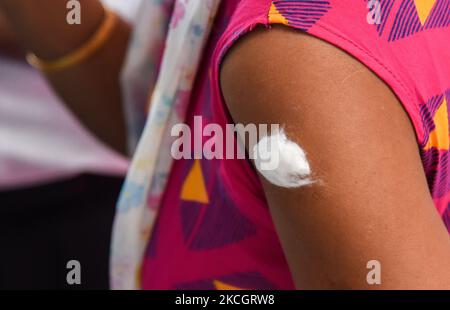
[141,0,450,289]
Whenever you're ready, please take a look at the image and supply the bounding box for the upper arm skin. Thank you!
[221,26,450,289]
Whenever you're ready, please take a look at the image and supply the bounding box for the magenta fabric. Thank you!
[141,0,450,289]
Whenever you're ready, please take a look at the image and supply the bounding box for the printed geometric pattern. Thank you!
[179,159,257,251]
[420,90,450,199]
[175,272,277,290]
[213,280,244,290]
[415,0,438,25]
[421,148,450,198]
[423,97,449,151]
[369,0,396,36]
[388,0,450,41]
[181,159,209,204]
[269,0,332,31]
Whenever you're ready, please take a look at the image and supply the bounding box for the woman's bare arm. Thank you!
[0,0,131,154]
[221,26,450,289]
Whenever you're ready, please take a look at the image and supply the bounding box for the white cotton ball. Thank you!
[252,129,313,188]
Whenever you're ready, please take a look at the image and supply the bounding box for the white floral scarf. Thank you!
[110,0,222,290]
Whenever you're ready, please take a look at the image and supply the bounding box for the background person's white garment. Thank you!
[102,0,141,21]
[0,0,142,190]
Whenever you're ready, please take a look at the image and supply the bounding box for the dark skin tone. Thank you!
[0,0,130,154]
[1,1,449,288]
[0,11,22,58]
[221,26,450,289]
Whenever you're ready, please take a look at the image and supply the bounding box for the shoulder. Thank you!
[220,25,418,159]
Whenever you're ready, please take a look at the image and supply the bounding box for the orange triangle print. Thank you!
[180,160,209,204]
[213,280,245,290]
[269,2,289,25]
[414,0,437,25]
[424,97,449,151]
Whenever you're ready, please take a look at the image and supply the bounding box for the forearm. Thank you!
[0,0,130,154]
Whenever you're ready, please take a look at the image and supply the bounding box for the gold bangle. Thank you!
[26,7,118,73]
